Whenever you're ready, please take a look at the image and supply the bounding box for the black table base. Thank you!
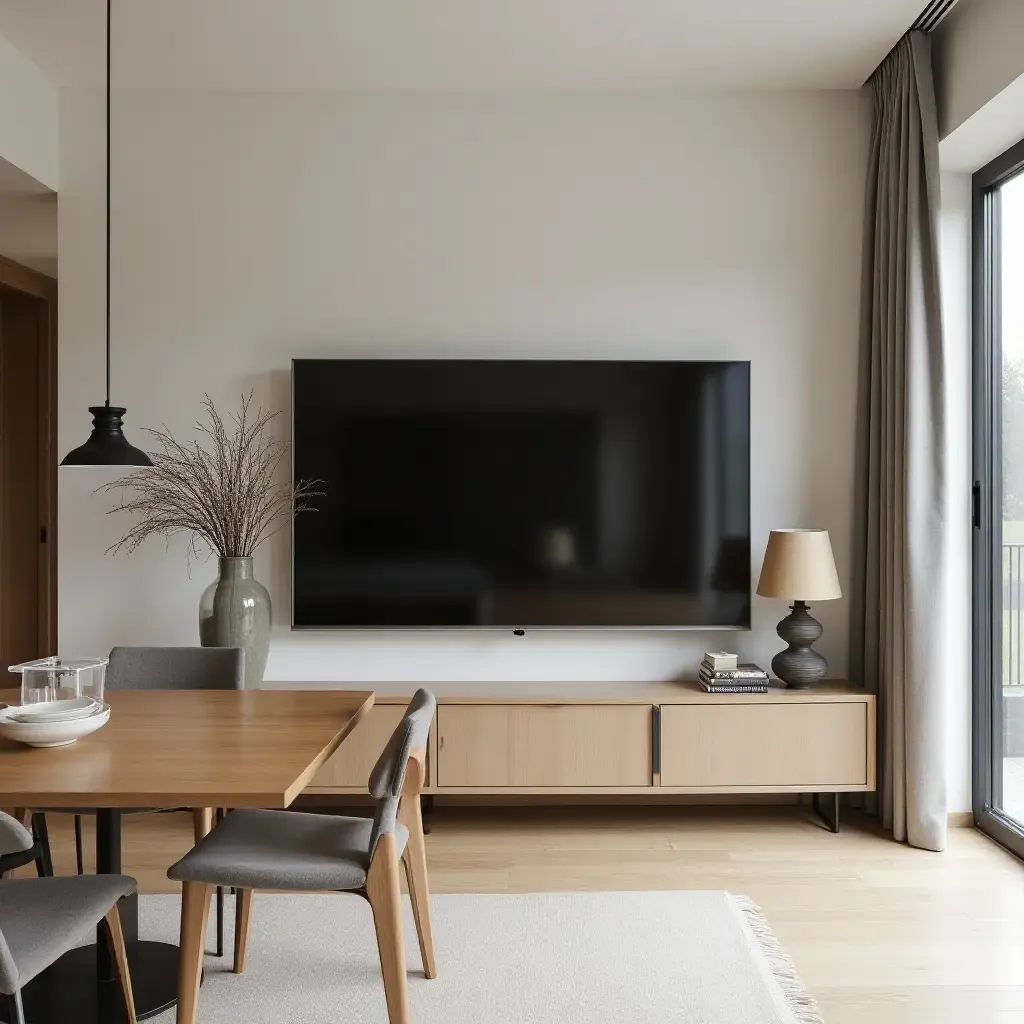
[13,808,188,1024]
[20,941,180,1024]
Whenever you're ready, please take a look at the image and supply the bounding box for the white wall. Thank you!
[57,89,867,686]
[939,171,974,815]
[0,191,56,276]
[0,28,57,190]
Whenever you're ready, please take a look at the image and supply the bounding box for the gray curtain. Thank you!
[851,32,948,852]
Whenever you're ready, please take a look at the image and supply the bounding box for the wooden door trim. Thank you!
[0,255,55,302]
[0,256,57,655]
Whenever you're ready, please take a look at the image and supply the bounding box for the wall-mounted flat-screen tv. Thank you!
[291,359,750,629]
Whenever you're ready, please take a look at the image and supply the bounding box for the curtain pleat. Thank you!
[851,32,948,851]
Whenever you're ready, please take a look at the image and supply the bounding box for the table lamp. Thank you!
[756,529,841,689]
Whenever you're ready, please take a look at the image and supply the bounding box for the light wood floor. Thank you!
[27,805,1024,1024]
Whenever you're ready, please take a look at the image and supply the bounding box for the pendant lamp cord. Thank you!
[105,0,112,407]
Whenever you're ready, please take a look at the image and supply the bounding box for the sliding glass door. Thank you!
[974,137,1024,853]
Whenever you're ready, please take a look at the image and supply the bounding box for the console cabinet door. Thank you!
[307,703,408,790]
[437,704,652,787]
[659,702,869,790]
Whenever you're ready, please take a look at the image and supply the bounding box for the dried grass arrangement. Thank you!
[101,393,322,563]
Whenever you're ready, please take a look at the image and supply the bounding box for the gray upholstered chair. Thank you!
[0,812,137,1024]
[37,645,244,957]
[167,688,437,1024]
[0,814,52,880]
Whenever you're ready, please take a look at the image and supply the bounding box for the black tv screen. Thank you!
[292,359,750,628]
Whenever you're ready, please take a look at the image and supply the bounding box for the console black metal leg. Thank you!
[31,813,53,877]
[21,808,183,1022]
[812,792,840,833]
[421,795,435,836]
[96,809,126,976]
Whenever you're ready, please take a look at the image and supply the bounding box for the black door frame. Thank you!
[972,136,1024,855]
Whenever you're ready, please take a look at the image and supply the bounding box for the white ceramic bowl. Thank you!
[8,697,100,724]
[0,703,110,748]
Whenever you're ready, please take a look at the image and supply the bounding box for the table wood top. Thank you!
[0,689,374,808]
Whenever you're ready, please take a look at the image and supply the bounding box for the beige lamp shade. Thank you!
[756,529,841,601]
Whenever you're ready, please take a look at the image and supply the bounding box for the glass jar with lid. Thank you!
[8,656,108,706]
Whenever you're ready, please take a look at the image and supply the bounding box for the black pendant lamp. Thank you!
[61,0,151,467]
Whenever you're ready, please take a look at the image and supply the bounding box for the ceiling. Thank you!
[0,0,929,91]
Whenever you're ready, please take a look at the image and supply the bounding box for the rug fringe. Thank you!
[732,895,824,1024]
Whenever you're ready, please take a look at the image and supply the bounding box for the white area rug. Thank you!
[142,890,821,1023]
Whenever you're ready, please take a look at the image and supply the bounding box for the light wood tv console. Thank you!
[276,680,876,832]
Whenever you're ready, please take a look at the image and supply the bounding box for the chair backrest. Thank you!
[0,812,34,994]
[107,646,244,691]
[367,689,436,859]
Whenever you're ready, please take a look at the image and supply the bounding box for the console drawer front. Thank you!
[437,704,652,787]
[659,702,869,789]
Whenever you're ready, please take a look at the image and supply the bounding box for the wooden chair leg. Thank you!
[189,808,224,957]
[366,833,411,1024]
[399,799,437,978]
[191,807,213,844]
[103,905,137,1024]
[176,882,212,1024]
[233,888,253,974]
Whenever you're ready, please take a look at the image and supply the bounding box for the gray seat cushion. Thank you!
[167,809,409,891]
[0,874,136,994]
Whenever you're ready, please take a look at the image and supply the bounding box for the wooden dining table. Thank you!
[0,687,374,1024]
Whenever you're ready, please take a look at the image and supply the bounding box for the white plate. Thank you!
[0,703,110,747]
[8,697,100,723]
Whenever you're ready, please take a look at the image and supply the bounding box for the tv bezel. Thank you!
[289,357,751,632]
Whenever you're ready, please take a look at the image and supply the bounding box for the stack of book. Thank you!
[699,652,769,693]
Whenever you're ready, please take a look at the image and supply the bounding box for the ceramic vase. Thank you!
[198,556,271,688]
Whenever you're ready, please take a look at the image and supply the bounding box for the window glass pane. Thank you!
[1000,170,1024,822]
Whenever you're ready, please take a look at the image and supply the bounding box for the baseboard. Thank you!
[291,794,976,828]
[441,794,803,807]
[296,793,801,810]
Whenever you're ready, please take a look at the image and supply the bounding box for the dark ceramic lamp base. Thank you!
[771,600,828,689]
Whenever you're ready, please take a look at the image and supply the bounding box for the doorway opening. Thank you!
[0,255,56,668]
